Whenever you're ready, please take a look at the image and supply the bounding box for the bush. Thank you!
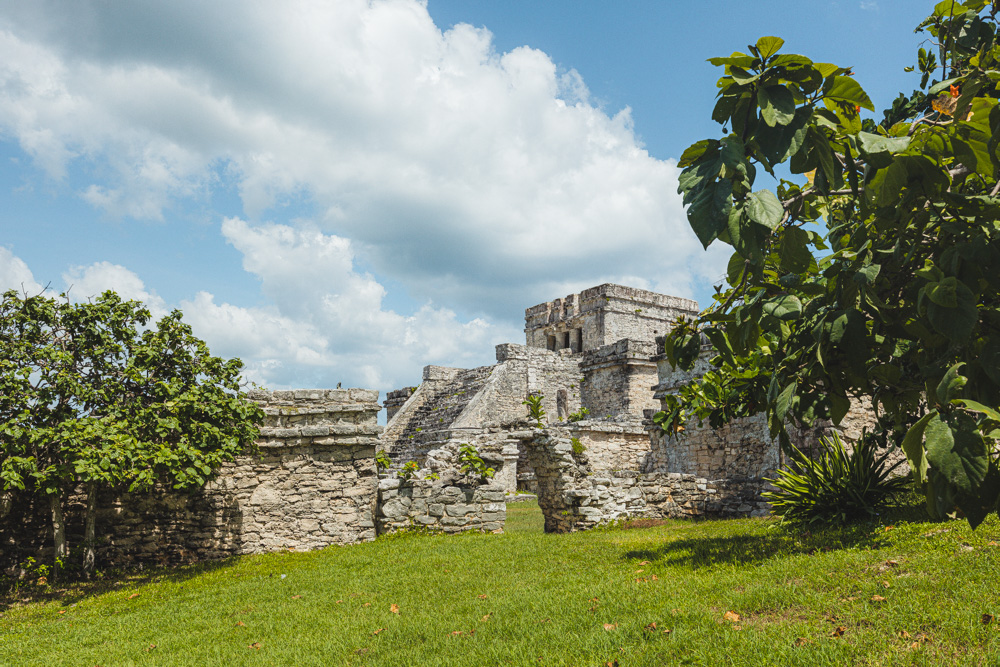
[763,432,909,526]
[458,444,495,481]
[567,407,589,423]
[522,394,545,428]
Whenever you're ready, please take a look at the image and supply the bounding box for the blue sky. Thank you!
[0,1,938,395]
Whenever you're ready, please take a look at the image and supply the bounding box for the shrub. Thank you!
[458,444,495,481]
[567,407,589,423]
[763,432,909,526]
[397,461,419,480]
[570,437,586,456]
[374,450,392,471]
[522,394,545,428]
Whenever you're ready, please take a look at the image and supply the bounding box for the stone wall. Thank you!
[567,420,651,471]
[579,339,659,418]
[377,478,506,534]
[524,283,698,353]
[643,413,780,480]
[519,428,769,533]
[3,389,386,570]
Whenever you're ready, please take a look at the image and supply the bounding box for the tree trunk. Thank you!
[83,483,97,579]
[49,492,67,580]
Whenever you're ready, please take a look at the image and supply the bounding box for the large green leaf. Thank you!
[746,189,784,230]
[758,85,796,127]
[926,278,978,343]
[823,75,874,111]
[763,295,803,321]
[936,362,967,404]
[755,36,785,60]
[857,131,911,169]
[780,226,813,273]
[924,411,988,495]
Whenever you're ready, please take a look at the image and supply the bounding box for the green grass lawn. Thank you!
[2,501,1000,666]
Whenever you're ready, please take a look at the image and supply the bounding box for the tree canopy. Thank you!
[660,1,1000,527]
[0,289,263,575]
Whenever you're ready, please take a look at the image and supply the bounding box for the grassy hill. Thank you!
[2,501,999,666]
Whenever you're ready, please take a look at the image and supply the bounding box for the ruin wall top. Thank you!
[524,283,699,353]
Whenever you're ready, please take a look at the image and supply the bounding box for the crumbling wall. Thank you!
[579,339,659,418]
[524,283,698,353]
[520,428,769,533]
[567,420,651,471]
[377,479,505,534]
[3,389,386,570]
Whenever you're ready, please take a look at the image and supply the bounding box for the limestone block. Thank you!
[428,504,445,517]
[445,504,477,516]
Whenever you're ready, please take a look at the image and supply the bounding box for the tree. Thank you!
[660,1,1000,527]
[0,289,263,576]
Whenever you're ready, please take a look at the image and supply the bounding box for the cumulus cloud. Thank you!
[0,246,43,295]
[62,261,169,317]
[0,0,725,392]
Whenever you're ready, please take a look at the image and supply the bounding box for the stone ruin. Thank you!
[1,282,880,570]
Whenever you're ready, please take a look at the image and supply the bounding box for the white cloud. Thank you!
[0,0,726,393]
[0,246,43,295]
[62,261,169,317]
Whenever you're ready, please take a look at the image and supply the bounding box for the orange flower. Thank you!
[855,105,861,113]
[950,84,960,98]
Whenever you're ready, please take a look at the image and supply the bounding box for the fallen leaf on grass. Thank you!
[983,614,994,625]
[372,628,385,636]
[643,622,657,632]
[723,611,740,623]
[235,621,246,627]
[899,630,910,639]
[336,600,343,604]
[635,569,644,574]
[362,602,371,608]
[249,642,262,650]
[354,648,369,656]
[885,560,899,567]
[882,581,891,588]
[450,630,464,637]
[146,644,156,652]
[831,626,847,638]
[638,560,650,565]
[390,604,400,614]
[482,613,492,622]
[477,594,488,600]
[651,575,659,581]
[605,661,619,667]
[603,623,618,631]
[58,610,65,615]
[539,618,551,624]
[291,595,302,600]
[794,637,808,646]
[871,595,886,602]
[128,593,140,600]
[989,541,998,547]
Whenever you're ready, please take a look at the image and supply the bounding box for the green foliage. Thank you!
[665,2,1000,528]
[763,433,910,525]
[570,437,586,455]
[398,461,420,480]
[522,393,546,428]
[567,407,590,423]
[374,450,392,471]
[0,289,263,573]
[457,444,495,481]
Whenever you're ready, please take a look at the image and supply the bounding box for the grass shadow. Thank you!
[623,521,897,569]
[0,556,239,613]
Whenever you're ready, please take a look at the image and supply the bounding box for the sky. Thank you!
[0,0,936,398]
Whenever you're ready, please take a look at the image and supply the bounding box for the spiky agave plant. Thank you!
[764,432,909,525]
